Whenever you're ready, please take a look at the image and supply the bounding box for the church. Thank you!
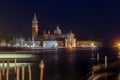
[0,14,102,48]
[9,14,102,49]
[31,13,76,48]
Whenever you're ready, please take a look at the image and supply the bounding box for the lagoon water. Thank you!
[0,47,120,80]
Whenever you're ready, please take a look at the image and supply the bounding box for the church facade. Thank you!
[32,14,76,48]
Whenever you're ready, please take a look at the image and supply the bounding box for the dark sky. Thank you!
[0,0,120,43]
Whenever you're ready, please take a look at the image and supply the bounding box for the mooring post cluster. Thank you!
[0,59,45,80]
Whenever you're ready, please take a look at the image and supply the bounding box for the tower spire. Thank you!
[33,13,37,21]
[32,13,38,40]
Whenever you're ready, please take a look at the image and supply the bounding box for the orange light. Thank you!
[113,42,120,47]
[35,27,38,32]
[67,44,74,53]
[69,45,72,49]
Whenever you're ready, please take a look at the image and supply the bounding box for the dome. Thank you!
[54,26,62,35]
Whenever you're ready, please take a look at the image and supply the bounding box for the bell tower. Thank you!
[32,13,38,40]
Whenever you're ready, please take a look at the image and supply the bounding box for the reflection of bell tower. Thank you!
[32,13,38,40]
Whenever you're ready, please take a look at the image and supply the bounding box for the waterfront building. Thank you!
[31,13,76,48]
[77,40,102,48]
[43,41,57,48]
[2,13,102,48]
[65,32,76,47]
[33,27,66,48]
[0,40,7,47]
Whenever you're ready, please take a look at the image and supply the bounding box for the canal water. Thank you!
[0,47,120,80]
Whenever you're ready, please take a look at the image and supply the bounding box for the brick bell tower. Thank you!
[32,13,38,40]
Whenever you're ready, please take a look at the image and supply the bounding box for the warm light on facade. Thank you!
[16,43,20,47]
[35,27,38,32]
[69,45,73,49]
[91,42,94,47]
[24,44,28,47]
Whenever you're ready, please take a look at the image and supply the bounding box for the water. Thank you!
[0,47,120,80]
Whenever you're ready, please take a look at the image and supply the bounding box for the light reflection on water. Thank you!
[0,54,34,58]
[1,48,120,80]
[88,48,120,80]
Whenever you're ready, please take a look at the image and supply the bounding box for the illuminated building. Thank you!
[77,40,102,48]
[4,13,102,49]
[43,41,57,48]
[65,32,76,47]
[31,13,68,48]
[32,13,38,40]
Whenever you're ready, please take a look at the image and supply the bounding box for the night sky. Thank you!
[0,0,120,43]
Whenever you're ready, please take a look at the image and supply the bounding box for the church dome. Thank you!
[54,26,62,35]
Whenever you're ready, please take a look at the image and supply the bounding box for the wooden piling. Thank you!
[14,58,17,73]
[16,67,19,80]
[2,61,4,78]
[22,64,24,80]
[0,66,1,80]
[6,68,9,80]
[39,60,44,80]
[28,64,31,80]
[6,60,10,80]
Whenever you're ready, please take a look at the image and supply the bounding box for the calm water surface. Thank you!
[33,47,118,80]
[1,47,120,80]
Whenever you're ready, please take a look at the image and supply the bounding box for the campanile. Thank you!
[32,13,38,40]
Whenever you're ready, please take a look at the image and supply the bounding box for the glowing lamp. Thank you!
[16,43,20,47]
[24,44,27,47]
